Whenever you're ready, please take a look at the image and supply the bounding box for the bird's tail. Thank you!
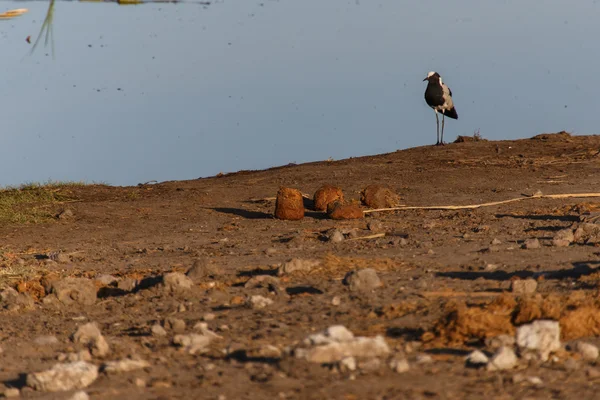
[443,107,458,119]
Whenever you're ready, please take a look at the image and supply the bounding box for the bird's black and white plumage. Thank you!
[423,71,458,145]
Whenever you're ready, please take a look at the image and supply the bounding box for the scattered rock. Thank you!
[360,185,401,209]
[491,238,502,245]
[59,350,92,363]
[103,359,150,373]
[192,323,222,340]
[72,322,110,357]
[326,201,363,220]
[244,275,286,296]
[367,220,384,232]
[313,184,344,211]
[415,354,433,364]
[586,367,600,378]
[343,268,382,292]
[573,341,599,361]
[522,238,541,249]
[68,391,89,400]
[339,356,356,371]
[56,208,75,220]
[465,350,489,367]
[552,228,574,247]
[274,187,304,221]
[277,258,320,276]
[327,229,345,243]
[331,296,341,306]
[117,278,138,292]
[296,325,390,363]
[0,287,34,310]
[3,388,19,397]
[186,258,221,282]
[26,361,99,392]
[164,317,186,333]
[34,335,60,346]
[95,274,118,286]
[151,324,167,337]
[485,334,516,351]
[246,344,282,359]
[358,357,382,372]
[573,223,600,244]
[248,295,274,309]
[516,320,561,361]
[173,334,211,355]
[161,272,193,293]
[487,346,518,371]
[389,357,410,373]
[50,278,97,306]
[202,313,216,321]
[511,279,538,294]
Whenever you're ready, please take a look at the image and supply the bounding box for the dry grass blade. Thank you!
[364,192,600,213]
[346,233,386,241]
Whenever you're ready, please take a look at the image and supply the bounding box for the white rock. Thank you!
[389,357,410,373]
[523,238,541,249]
[299,335,390,364]
[510,279,538,294]
[72,322,110,357]
[574,342,599,361]
[466,350,489,366]
[161,272,193,293]
[415,354,433,364]
[331,296,341,306]
[151,324,167,337]
[328,230,345,243]
[68,391,90,400]
[173,327,221,355]
[343,268,382,292]
[192,323,222,340]
[487,346,518,371]
[26,361,99,392]
[103,359,150,373]
[339,356,357,371]
[304,325,354,346]
[34,335,60,346]
[3,388,19,397]
[553,228,574,247]
[248,295,273,309]
[516,320,561,361]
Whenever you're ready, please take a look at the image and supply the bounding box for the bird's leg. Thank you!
[435,111,440,145]
[440,113,445,145]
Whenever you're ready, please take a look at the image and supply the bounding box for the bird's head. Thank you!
[423,71,440,82]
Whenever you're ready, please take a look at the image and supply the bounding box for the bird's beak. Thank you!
[423,77,428,81]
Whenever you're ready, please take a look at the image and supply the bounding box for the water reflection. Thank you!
[0,0,597,186]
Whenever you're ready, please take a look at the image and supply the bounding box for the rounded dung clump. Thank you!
[275,187,305,220]
[360,185,401,209]
[326,201,363,220]
[313,184,344,211]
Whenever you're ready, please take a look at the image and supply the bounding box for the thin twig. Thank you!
[363,193,600,213]
[346,233,386,241]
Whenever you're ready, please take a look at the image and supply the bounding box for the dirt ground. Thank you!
[3,132,600,399]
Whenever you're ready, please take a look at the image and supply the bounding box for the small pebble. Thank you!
[151,324,168,337]
[331,296,341,306]
[328,230,345,243]
[511,279,538,294]
[523,238,541,249]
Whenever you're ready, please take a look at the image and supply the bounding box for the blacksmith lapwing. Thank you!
[423,71,458,145]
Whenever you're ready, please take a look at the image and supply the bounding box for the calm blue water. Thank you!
[0,0,598,186]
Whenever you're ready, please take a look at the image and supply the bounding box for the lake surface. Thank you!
[0,0,598,186]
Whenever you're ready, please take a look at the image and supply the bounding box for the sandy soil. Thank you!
[2,132,600,399]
